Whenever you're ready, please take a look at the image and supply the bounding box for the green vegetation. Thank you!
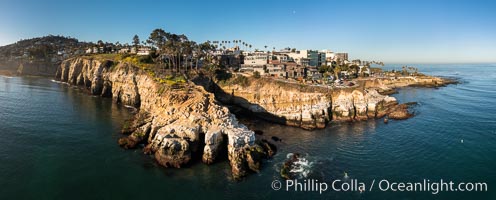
[154,74,187,86]
[83,53,122,61]
[401,66,420,76]
[215,68,232,81]
[132,35,140,49]
[383,66,424,77]
[253,71,261,79]
[122,54,154,68]
[146,28,216,72]
[233,75,250,87]
[157,85,167,95]
[370,67,383,74]
[218,73,250,87]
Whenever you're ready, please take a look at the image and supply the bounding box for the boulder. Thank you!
[153,138,191,168]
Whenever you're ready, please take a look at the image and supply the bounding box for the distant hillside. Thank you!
[0,35,91,76]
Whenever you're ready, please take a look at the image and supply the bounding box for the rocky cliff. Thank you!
[0,60,57,76]
[210,76,413,129]
[362,76,457,94]
[55,57,273,179]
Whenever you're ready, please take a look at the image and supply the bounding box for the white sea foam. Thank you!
[50,79,69,85]
[286,153,314,178]
[124,105,138,112]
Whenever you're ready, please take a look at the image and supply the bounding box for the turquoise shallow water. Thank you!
[0,64,495,199]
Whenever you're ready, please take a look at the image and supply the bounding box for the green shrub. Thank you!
[253,71,261,79]
[234,75,249,87]
[215,69,232,81]
[138,55,154,64]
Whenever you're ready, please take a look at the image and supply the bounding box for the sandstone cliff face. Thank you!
[362,76,456,89]
[330,89,398,121]
[217,81,332,129]
[0,60,57,76]
[56,58,265,179]
[215,77,405,129]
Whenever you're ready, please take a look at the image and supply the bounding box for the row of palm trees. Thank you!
[132,29,284,74]
[211,40,254,52]
[210,40,277,53]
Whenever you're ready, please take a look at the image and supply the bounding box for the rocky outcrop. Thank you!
[213,78,332,129]
[56,57,272,179]
[0,60,58,76]
[17,61,58,76]
[362,76,458,93]
[212,76,410,129]
[330,89,398,121]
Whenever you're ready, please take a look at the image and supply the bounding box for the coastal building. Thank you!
[306,66,321,80]
[137,47,151,56]
[318,52,326,66]
[266,64,285,77]
[118,47,130,54]
[85,47,100,54]
[239,65,254,73]
[242,52,268,67]
[318,50,349,64]
[359,65,370,75]
[130,47,137,54]
[287,50,319,66]
[214,54,241,68]
[319,49,334,66]
[334,53,348,62]
[340,71,350,78]
[269,54,291,63]
[284,62,305,79]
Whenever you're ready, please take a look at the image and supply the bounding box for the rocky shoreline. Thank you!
[55,57,275,180]
[52,56,456,179]
[204,75,454,130]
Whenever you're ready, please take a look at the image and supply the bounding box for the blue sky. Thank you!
[0,0,495,63]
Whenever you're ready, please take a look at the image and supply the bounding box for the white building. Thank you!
[266,64,285,77]
[270,54,291,63]
[118,47,130,54]
[243,52,268,66]
[318,50,349,63]
[287,50,319,66]
[359,65,370,75]
[335,53,349,62]
[319,49,334,66]
[137,47,151,56]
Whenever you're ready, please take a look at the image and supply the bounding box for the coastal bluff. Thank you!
[55,57,273,179]
[199,75,448,130]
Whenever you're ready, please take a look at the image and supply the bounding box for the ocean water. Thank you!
[0,64,495,199]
